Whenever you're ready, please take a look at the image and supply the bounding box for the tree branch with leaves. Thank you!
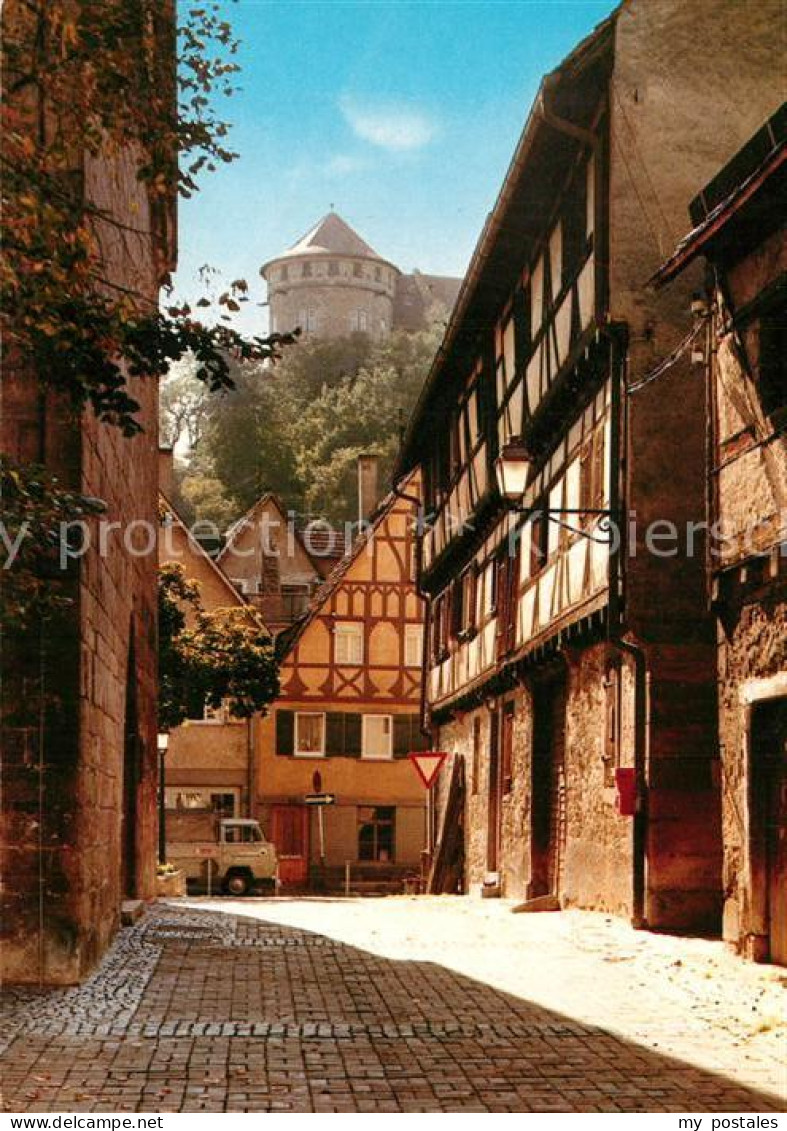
[158,562,279,731]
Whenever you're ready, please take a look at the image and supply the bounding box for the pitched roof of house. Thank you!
[276,477,418,659]
[395,9,617,476]
[219,491,349,579]
[158,492,270,631]
[267,211,389,265]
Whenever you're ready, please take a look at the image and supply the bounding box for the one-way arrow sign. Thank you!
[304,793,336,806]
[408,752,447,789]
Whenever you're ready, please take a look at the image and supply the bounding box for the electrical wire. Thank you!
[627,322,704,394]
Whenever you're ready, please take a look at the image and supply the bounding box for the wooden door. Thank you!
[270,805,309,887]
[530,675,566,898]
[766,749,787,965]
[752,697,787,965]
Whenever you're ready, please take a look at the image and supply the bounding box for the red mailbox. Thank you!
[615,767,637,816]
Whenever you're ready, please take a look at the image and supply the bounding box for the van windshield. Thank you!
[223,825,262,844]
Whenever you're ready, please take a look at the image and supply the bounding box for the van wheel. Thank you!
[225,872,251,897]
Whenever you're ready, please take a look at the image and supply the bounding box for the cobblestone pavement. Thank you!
[1,899,785,1113]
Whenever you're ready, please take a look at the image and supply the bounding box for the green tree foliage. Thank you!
[179,326,442,525]
[0,457,105,631]
[1,2,297,623]
[158,562,279,730]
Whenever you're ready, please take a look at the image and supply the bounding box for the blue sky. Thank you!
[176,0,616,334]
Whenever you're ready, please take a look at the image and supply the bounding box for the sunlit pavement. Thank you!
[1,896,784,1113]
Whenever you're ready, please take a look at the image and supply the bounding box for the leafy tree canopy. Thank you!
[170,326,442,526]
[158,562,279,731]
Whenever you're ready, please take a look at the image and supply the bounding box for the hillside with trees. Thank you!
[162,324,442,528]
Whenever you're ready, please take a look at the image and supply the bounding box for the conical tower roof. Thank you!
[263,212,391,271]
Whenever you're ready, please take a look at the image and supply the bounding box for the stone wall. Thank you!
[1,142,166,983]
[717,589,787,953]
[436,643,633,911]
[267,255,397,341]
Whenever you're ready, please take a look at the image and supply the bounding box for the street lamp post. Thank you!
[157,732,169,865]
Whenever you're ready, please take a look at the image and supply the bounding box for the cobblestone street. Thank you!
[1,898,785,1113]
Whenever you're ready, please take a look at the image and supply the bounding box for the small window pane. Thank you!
[363,714,392,759]
[296,713,325,756]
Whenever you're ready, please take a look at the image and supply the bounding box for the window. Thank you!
[374,266,381,281]
[362,714,393,759]
[579,427,605,526]
[335,622,363,665]
[529,505,549,574]
[358,805,395,862]
[201,702,226,724]
[224,823,262,844]
[562,163,589,285]
[349,308,369,333]
[758,304,787,419]
[328,260,339,276]
[380,318,388,335]
[281,583,310,619]
[280,265,289,282]
[302,262,312,278]
[165,788,237,815]
[306,308,318,333]
[295,712,325,757]
[353,262,363,278]
[404,624,423,668]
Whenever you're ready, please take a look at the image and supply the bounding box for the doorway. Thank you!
[529,675,567,899]
[270,804,310,886]
[750,697,787,965]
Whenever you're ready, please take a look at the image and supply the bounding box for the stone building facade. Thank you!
[1,11,177,983]
[262,211,461,341]
[654,109,787,963]
[396,0,782,933]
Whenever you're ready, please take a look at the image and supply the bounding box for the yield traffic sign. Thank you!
[408,751,447,789]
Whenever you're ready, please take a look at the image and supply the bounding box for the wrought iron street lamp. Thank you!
[157,731,169,865]
[494,435,614,541]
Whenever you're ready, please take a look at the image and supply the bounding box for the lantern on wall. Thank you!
[494,438,530,503]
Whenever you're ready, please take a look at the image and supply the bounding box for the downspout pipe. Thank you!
[602,319,649,930]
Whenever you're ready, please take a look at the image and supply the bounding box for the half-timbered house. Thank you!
[257,480,428,891]
[654,109,787,964]
[395,0,782,930]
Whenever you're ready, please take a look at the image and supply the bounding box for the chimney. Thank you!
[158,445,175,499]
[357,453,380,524]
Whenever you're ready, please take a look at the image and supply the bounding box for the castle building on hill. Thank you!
[261,211,461,341]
